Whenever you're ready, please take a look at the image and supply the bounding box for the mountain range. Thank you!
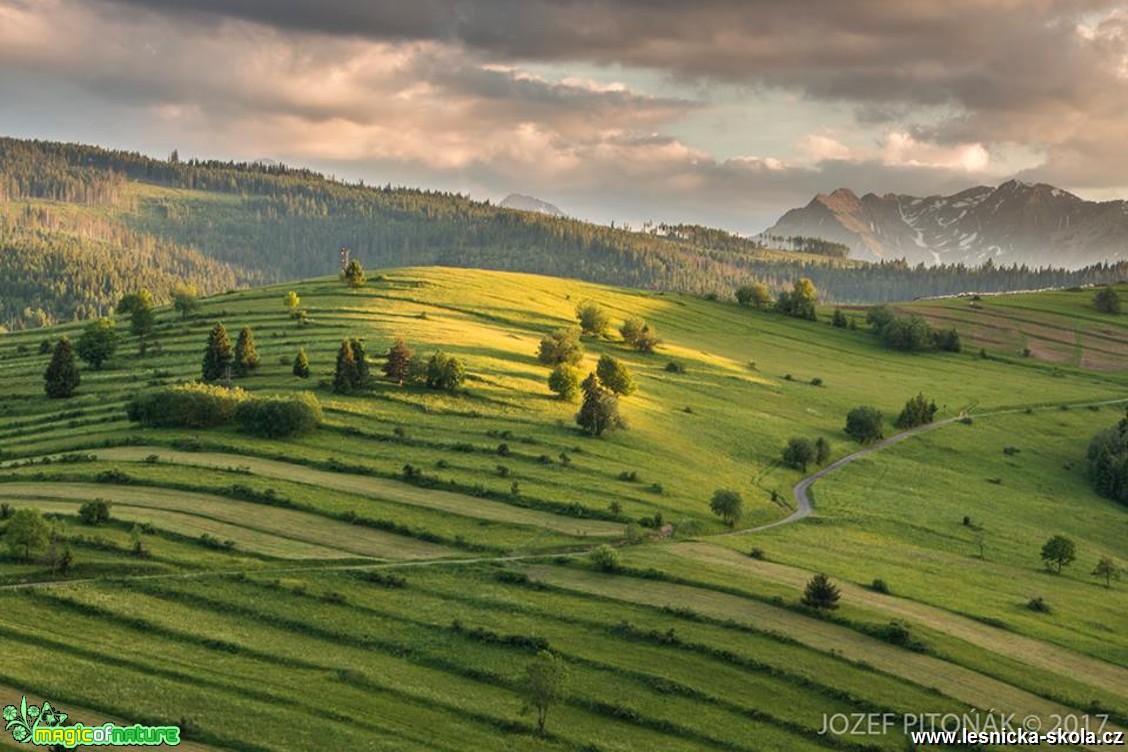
[765,180,1128,268]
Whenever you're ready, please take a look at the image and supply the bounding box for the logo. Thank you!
[3,696,180,748]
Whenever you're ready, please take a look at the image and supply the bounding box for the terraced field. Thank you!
[1,268,1126,750]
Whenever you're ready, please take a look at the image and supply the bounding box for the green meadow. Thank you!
[0,268,1126,750]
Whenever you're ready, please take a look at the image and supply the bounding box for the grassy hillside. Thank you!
[0,267,1125,750]
[5,136,1128,330]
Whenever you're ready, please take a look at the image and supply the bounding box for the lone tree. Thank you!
[342,258,367,288]
[735,282,772,309]
[76,318,118,370]
[383,339,414,385]
[78,499,112,526]
[590,544,621,572]
[201,323,234,382]
[4,508,49,562]
[782,437,817,471]
[1092,556,1123,588]
[1040,534,1077,574]
[1095,285,1121,314]
[575,373,623,436]
[521,650,568,736]
[425,351,466,392]
[845,406,884,444]
[117,289,155,351]
[547,363,581,401]
[172,284,200,319]
[595,355,637,396]
[233,326,260,377]
[575,302,610,336]
[801,572,841,610]
[537,327,584,366]
[710,488,743,528]
[44,337,80,398]
[333,339,361,393]
[620,317,660,353]
[285,291,301,317]
[292,348,310,378]
[895,393,938,429]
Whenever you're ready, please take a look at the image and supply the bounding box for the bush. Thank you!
[664,361,685,373]
[845,406,884,443]
[895,393,938,429]
[870,578,890,594]
[78,499,112,526]
[590,544,621,572]
[547,363,581,401]
[1027,596,1052,613]
[537,327,584,366]
[596,355,637,396]
[127,383,247,428]
[781,437,817,471]
[234,392,323,438]
[1094,285,1121,314]
[747,548,765,560]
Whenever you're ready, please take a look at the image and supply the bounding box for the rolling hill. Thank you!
[0,267,1125,750]
[4,136,1128,331]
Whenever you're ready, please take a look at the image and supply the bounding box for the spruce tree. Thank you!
[201,323,233,383]
[575,373,623,436]
[333,339,360,393]
[349,338,371,385]
[342,259,366,288]
[801,572,841,610]
[233,326,260,377]
[292,348,310,378]
[44,336,80,398]
[383,339,414,385]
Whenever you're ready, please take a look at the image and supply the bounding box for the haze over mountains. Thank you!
[767,181,1128,268]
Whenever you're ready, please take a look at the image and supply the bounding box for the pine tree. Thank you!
[333,339,360,394]
[801,572,841,610]
[44,336,80,398]
[383,339,414,384]
[575,373,623,436]
[233,326,260,377]
[350,338,371,385]
[292,348,310,378]
[342,259,366,288]
[201,323,233,383]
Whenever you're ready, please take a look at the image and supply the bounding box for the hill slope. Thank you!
[768,180,1128,267]
[0,268,1125,750]
[4,136,1128,330]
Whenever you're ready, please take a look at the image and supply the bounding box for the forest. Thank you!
[2,136,1125,329]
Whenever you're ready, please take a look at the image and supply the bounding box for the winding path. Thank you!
[738,396,1128,535]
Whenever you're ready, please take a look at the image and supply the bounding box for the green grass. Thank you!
[1,267,1126,749]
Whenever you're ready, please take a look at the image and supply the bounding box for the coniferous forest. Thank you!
[2,136,1125,329]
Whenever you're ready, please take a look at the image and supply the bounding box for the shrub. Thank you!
[870,578,890,594]
[234,392,323,438]
[747,548,765,560]
[596,355,637,396]
[537,327,584,366]
[619,317,660,352]
[547,363,582,401]
[575,302,610,336]
[845,406,884,443]
[1027,596,1052,613]
[1094,285,1121,314]
[895,392,938,429]
[590,544,621,572]
[781,437,817,471]
[128,383,247,428]
[78,499,112,526]
[664,361,685,373]
[426,351,466,391]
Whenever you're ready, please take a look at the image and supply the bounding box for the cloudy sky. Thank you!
[2,1,1127,232]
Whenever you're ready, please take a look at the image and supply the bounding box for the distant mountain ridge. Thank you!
[766,180,1128,268]
[499,193,564,216]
